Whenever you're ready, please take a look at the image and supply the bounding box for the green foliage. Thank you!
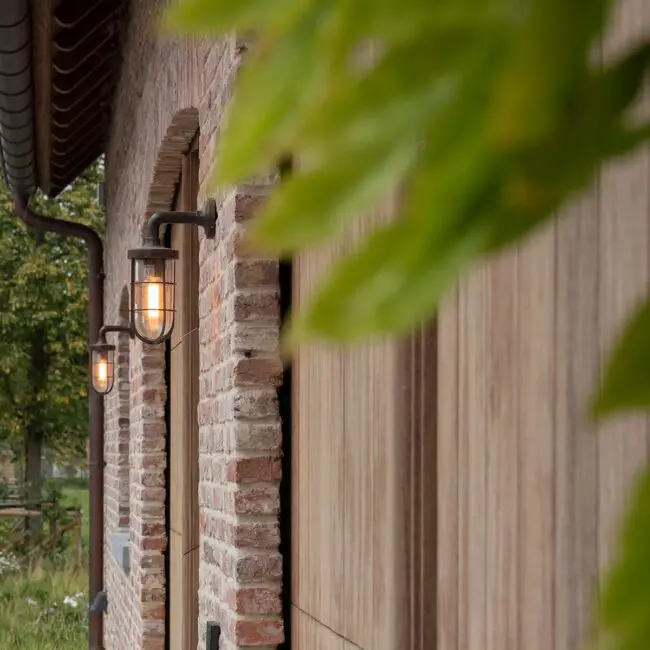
[166,2,650,650]
[167,0,650,348]
[598,470,650,650]
[593,298,650,416]
[0,162,104,461]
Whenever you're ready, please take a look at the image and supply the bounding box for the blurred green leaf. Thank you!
[287,214,488,343]
[166,0,650,354]
[213,2,334,185]
[163,0,306,34]
[250,140,418,253]
[593,299,650,416]
[598,468,650,650]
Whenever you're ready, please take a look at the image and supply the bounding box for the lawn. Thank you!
[0,565,88,650]
[60,484,90,545]
[0,479,90,650]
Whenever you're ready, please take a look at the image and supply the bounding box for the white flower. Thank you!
[26,597,37,606]
[63,596,78,608]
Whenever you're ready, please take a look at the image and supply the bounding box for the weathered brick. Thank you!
[233,259,278,287]
[233,389,279,419]
[103,4,283,648]
[233,192,267,223]
[234,618,284,646]
[233,290,280,324]
[234,553,283,584]
[233,357,283,387]
[226,457,282,483]
[233,485,280,515]
[234,586,282,615]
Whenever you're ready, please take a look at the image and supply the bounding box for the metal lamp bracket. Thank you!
[143,198,217,245]
[97,324,134,342]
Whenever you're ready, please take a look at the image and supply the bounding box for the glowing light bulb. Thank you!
[95,357,108,392]
[145,277,163,333]
[129,251,176,343]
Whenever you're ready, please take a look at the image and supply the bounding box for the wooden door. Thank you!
[169,142,200,650]
[292,210,437,650]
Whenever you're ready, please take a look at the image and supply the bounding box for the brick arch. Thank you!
[145,107,199,218]
[125,107,200,649]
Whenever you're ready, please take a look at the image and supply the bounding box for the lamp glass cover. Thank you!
[132,257,176,343]
[91,347,115,394]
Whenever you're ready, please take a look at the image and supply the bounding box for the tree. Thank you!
[166,2,650,649]
[0,161,104,531]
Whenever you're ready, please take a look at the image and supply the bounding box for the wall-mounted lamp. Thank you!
[90,325,134,395]
[127,199,217,344]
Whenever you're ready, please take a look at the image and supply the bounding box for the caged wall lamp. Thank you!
[90,325,134,395]
[127,199,217,344]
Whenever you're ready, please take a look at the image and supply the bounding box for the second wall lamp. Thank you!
[127,199,217,344]
[90,325,134,395]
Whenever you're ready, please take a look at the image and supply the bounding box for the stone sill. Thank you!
[109,529,130,574]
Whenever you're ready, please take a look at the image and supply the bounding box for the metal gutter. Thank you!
[1,3,106,649]
[0,0,35,194]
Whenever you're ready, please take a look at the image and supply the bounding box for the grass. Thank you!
[0,478,90,649]
[60,484,90,545]
[0,566,88,650]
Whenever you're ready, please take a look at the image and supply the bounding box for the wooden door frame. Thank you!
[167,136,200,650]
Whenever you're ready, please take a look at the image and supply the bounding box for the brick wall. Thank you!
[103,286,135,650]
[103,1,284,648]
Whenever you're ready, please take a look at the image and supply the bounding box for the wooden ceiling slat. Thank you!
[52,68,114,113]
[31,0,127,195]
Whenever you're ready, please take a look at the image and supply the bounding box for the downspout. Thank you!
[0,3,106,648]
[14,195,106,650]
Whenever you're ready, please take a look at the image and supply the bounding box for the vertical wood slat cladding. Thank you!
[169,145,200,650]
[438,2,650,648]
[292,3,650,650]
[292,211,436,650]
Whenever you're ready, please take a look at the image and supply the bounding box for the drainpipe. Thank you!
[14,194,105,650]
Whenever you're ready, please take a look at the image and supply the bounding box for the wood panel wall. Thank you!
[293,213,436,650]
[293,3,649,649]
[438,2,650,648]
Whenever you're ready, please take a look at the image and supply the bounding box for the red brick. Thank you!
[233,484,280,515]
[233,290,280,323]
[235,587,282,615]
[141,535,167,551]
[233,521,280,549]
[226,456,282,482]
[233,192,267,223]
[233,618,284,645]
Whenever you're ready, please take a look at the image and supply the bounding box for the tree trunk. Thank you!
[25,427,43,539]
